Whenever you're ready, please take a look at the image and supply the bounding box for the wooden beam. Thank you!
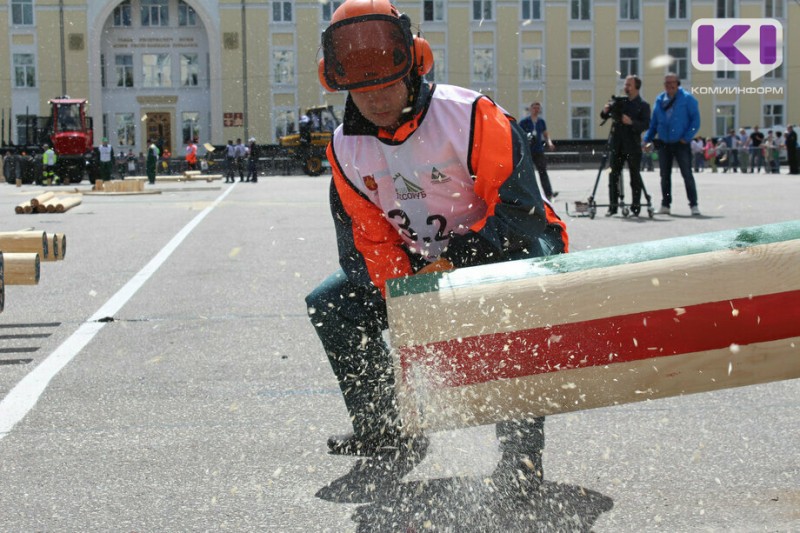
[386,220,800,434]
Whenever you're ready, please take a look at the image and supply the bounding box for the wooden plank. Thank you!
[386,221,800,435]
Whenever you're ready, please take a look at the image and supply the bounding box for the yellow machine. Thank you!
[278,106,339,176]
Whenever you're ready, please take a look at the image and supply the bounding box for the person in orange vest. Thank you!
[185,138,198,171]
[307,0,568,496]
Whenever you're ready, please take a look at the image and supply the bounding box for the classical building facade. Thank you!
[1,0,796,154]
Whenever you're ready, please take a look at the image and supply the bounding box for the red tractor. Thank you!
[2,96,96,184]
[47,97,96,183]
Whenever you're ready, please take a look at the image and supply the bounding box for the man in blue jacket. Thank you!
[644,73,701,216]
[518,102,557,202]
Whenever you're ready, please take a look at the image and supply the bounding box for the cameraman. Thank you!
[600,75,651,216]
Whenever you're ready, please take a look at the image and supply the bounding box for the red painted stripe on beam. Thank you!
[399,290,800,388]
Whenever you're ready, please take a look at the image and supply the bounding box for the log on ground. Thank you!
[0,231,48,259]
[3,252,39,285]
[42,232,65,262]
[30,191,55,208]
[53,233,66,261]
[15,201,32,214]
[55,195,82,213]
[38,198,60,213]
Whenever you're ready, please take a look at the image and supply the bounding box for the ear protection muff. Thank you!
[413,35,433,77]
[318,57,335,92]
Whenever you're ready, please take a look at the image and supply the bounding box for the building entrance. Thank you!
[145,112,172,153]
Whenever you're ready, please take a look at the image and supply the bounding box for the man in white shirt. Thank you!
[97,138,115,181]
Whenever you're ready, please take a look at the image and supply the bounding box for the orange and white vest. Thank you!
[332,85,496,261]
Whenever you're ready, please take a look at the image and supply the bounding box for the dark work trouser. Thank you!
[531,151,554,199]
[305,270,400,440]
[658,141,698,208]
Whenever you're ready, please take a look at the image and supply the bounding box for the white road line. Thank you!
[0,184,237,440]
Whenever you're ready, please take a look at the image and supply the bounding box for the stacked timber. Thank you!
[14,191,83,214]
[99,179,145,193]
[386,220,800,435]
[31,192,55,209]
[87,178,160,195]
[149,171,222,183]
[14,201,32,215]
[38,195,82,213]
[183,170,222,182]
[96,170,225,183]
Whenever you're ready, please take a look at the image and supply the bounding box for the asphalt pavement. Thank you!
[0,168,797,532]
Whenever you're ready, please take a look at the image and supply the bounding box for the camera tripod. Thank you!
[576,126,655,219]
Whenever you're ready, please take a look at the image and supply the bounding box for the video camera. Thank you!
[601,95,629,126]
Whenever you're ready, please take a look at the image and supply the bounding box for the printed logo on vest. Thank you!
[363,175,378,191]
[430,167,451,184]
[393,173,427,200]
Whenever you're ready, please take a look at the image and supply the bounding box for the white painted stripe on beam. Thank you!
[0,184,237,440]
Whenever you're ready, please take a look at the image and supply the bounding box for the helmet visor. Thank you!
[322,15,412,92]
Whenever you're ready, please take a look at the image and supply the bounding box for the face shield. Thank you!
[321,14,413,92]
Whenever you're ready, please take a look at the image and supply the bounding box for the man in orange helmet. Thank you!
[306,0,568,495]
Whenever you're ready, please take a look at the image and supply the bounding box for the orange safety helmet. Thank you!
[318,0,433,92]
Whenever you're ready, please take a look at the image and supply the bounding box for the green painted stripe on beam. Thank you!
[386,220,800,299]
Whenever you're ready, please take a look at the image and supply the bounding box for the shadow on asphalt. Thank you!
[316,460,613,532]
[666,214,720,220]
[602,213,723,222]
